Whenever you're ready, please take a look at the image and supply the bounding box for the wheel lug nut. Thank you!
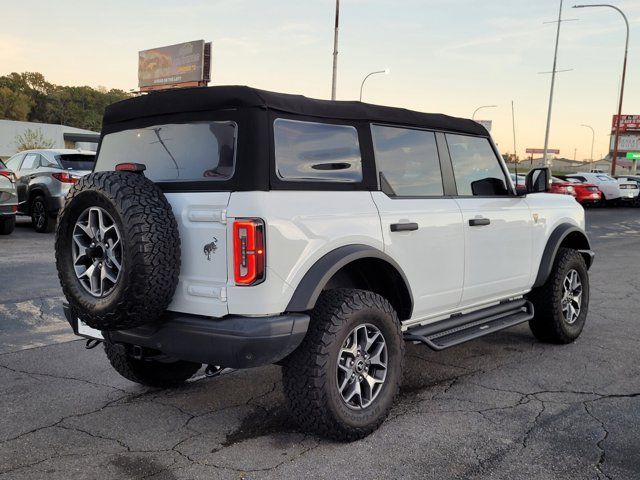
[359,375,363,382]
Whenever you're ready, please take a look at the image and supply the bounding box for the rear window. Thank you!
[96,121,237,182]
[56,154,95,171]
[274,118,362,183]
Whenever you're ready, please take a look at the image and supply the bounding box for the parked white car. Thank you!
[566,172,621,204]
[616,177,640,204]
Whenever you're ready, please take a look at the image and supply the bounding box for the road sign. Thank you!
[626,152,640,161]
[526,148,560,155]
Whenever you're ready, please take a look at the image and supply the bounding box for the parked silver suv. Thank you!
[4,149,95,232]
[0,159,17,235]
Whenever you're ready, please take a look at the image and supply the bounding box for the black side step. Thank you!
[404,299,534,351]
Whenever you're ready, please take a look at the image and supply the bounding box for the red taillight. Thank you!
[115,162,146,173]
[0,170,15,183]
[233,219,265,286]
[52,172,79,184]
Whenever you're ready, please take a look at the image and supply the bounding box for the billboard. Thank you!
[610,134,640,152]
[611,115,640,133]
[138,40,211,91]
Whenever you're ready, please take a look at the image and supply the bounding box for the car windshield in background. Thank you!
[56,154,96,171]
[95,121,237,182]
[597,175,614,182]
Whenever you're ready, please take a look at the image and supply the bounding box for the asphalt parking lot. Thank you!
[1,209,639,480]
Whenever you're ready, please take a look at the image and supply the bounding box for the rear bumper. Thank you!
[63,304,310,369]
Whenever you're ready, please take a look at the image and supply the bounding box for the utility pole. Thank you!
[543,0,565,167]
[511,100,517,162]
[331,0,340,100]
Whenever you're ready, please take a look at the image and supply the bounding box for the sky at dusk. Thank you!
[1,0,639,160]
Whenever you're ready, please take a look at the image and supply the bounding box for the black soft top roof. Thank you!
[103,85,487,136]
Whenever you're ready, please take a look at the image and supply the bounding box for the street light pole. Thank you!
[573,4,629,176]
[471,105,497,120]
[331,0,340,100]
[580,124,595,168]
[359,69,389,102]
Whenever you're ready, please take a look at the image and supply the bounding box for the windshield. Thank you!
[56,154,96,171]
[95,121,237,182]
[597,175,614,182]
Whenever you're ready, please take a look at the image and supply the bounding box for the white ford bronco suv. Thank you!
[55,86,594,440]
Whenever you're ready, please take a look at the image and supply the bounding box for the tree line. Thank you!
[0,72,130,132]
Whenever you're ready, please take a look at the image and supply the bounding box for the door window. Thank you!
[371,125,444,197]
[21,153,39,170]
[274,118,362,183]
[446,134,509,196]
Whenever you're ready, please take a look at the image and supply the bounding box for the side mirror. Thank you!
[525,167,551,194]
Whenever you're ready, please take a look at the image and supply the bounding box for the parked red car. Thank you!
[552,177,602,205]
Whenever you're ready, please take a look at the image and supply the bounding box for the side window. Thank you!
[21,153,39,170]
[274,118,362,183]
[371,124,444,197]
[446,134,509,196]
[5,154,24,171]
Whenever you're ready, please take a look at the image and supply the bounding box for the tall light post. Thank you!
[581,124,595,167]
[573,4,629,176]
[472,105,497,120]
[331,0,340,100]
[359,69,389,101]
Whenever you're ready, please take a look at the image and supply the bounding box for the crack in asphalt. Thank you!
[583,402,612,480]
[0,362,130,394]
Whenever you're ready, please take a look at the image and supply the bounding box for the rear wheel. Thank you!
[282,289,404,440]
[0,216,15,235]
[104,341,201,388]
[527,248,589,344]
[31,196,54,233]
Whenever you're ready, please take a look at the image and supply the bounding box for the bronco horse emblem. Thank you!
[203,237,218,261]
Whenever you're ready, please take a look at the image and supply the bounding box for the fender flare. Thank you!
[285,244,414,316]
[533,223,594,288]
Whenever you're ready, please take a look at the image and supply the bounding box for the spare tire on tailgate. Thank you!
[55,171,181,331]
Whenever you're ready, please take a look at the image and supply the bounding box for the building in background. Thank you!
[0,120,99,160]
[611,115,640,173]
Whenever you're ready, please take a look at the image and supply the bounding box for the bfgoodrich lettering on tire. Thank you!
[282,288,404,441]
[55,171,181,331]
[527,248,590,344]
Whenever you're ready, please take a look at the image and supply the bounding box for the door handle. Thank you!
[469,218,491,227]
[390,222,419,232]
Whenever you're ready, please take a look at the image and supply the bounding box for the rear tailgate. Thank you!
[165,192,231,317]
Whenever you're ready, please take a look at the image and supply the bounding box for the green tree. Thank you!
[14,128,55,151]
[0,86,33,120]
[0,72,130,130]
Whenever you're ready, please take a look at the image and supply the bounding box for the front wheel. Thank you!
[527,248,590,344]
[282,289,404,441]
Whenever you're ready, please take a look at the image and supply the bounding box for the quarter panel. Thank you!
[226,191,383,316]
